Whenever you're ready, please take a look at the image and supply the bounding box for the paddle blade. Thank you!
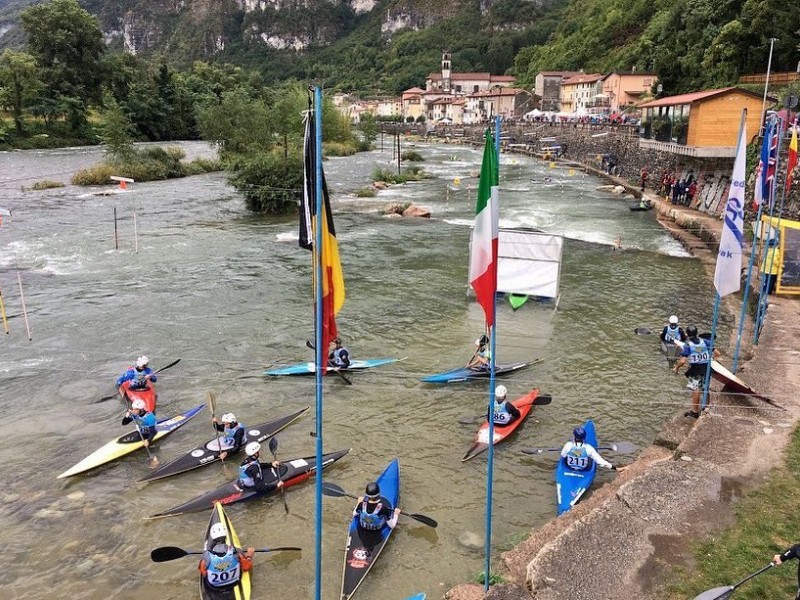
[207,391,217,415]
[151,546,189,562]
[536,394,553,405]
[94,393,118,404]
[268,437,278,455]
[155,358,181,374]
[404,512,438,528]
[458,416,481,425]
[321,482,349,498]
[634,327,652,335]
[610,442,637,453]
[692,586,733,600]
[521,447,559,455]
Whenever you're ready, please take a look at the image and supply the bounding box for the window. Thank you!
[456,85,462,93]
[473,85,479,93]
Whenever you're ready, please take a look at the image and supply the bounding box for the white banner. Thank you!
[714,121,746,297]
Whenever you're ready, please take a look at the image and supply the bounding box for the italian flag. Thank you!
[469,131,499,327]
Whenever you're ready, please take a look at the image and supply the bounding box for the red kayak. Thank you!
[462,389,540,461]
[120,380,157,413]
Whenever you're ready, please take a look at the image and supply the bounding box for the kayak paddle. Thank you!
[208,391,228,474]
[95,358,181,403]
[321,481,438,528]
[458,393,552,424]
[521,442,636,455]
[151,545,301,562]
[305,340,352,385]
[132,425,159,468]
[691,562,775,600]
[268,437,289,514]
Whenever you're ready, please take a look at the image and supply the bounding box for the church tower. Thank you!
[442,50,451,93]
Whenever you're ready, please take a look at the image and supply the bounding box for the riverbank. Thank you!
[445,161,800,600]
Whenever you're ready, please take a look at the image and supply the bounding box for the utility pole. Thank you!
[760,37,778,133]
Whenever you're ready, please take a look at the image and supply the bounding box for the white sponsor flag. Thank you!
[714,122,746,296]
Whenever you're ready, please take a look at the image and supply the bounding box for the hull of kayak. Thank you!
[421,359,540,384]
[462,389,539,461]
[199,502,251,600]
[341,459,400,600]
[629,204,652,211]
[264,358,400,377]
[141,407,310,482]
[147,449,351,519]
[57,404,205,479]
[120,380,157,413]
[555,419,598,515]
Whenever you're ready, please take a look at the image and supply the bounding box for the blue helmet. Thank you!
[573,426,586,443]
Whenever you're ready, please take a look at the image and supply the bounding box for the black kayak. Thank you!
[421,359,540,384]
[140,407,310,482]
[629,203,653,211]
[146,448,351,519]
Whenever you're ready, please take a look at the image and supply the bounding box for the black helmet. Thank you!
[573,426,586,443]
[365,482,380,499]
[686,325,698,337]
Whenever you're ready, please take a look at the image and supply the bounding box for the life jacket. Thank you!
[129,367,151,389]
[687,338,710,365]
[663,324,681,342]
[238,457,261,488]
[763,247,781,276]
[565,443,592,471]
[205,546,241,587]
[132,411,157,433]
[358,501,386,530]
[223,423,245,448]
[330,347,349,367]
[492,400,512,425]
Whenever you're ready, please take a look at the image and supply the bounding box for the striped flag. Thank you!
[753,118,774,209]
[469,131,499,327]
[787,124,798,191]
[714,121,746,297]
[301,109,345,373]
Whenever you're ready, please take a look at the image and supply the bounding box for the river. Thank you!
[0,140,718,599]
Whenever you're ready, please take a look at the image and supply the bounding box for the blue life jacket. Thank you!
[330,347,349,367]
[493,400,512,425]
[238,458,261,488]
[133,411,157,433]
[687,338,710,365]
[223,423,245,448]
[358,501,386,530]
[565,443,592,471]
[205,546,241,587]
[663,324,681,342]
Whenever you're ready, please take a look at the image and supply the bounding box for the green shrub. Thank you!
[29,180,65,190]
[185,158,223,175]
[472,571,506,586]
[228,151,303,213]
[71,164,117,185]
[355,187,377,197]
[324,141,357,157]
[373,168,410,184]
[401,150,424,162]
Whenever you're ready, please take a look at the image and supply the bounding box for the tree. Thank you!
[196,87,274,158]
[0,50,39,135]
[359,112,377,148]
[21,0,105,132]
[99,94,135,161]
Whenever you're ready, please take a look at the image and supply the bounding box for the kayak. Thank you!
[340,459,400,600]
[200,502,250,600]
[629,203,653,211]
[508,294,529,310]
[120,379,157,413]
[263,358,400,377]
[57,404,206,479]
[140,406,311,482]
[555,419,598,515]
[147,448,351,519]
[403,595,426,600]
[421,358,540,384]
[462,389,540,461]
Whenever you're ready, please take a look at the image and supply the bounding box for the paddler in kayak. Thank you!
[489,385,521,426]
[237,442,284,493]
[560,426,625,473]
[673,324,720,419]
[211,413,246,460]
[328,337,351,369]
[353,482,400,545]
[772,543,800,599]
[116,355,157,391]
[467,335,490,370]
[198,522,255,589]
[660,315,686,344]
[122,399,157,447]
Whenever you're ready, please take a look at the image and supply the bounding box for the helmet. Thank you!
[136,356,149,368]
[333,337,342,345]
[768,237,779,247]
[495,385,507,400]
[245,441,261,457]
[131,399,146,410]
[210,522,228,541]
[365,482,380,499]
[573,426,586,443]
[669,315,678,325]
[221,413,236,424]
[686,325,698,337]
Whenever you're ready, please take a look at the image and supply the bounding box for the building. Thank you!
[534,71,581,112]
[425,51,516,95]
[597,71,656,114]
[401,87,426,122]
[376,97,402,119]
[560,73,603,113]
[638,87,773,157]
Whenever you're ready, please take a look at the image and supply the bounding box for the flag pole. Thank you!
[701,293,720,410]
[313,85,324,600]
[483,116,501,592]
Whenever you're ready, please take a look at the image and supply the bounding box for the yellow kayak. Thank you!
[200,502,251,600]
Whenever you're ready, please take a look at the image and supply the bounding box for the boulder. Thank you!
[402,204,431,218]
[383,203,405,215]
[611,185,627,195]
[373,181,389,190]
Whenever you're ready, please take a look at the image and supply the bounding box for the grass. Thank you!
[401,150,424,162]
[355,187,377,197]
[27,180,65,190]
[472,570,507,586]
[665,426,800,599]
[71,147,222,185]
[372,167,430,185]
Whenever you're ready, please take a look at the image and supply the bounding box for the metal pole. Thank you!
[313,85,324,600]
[701,294,720,410]
[760,38,778,131]
[113,206,118,250]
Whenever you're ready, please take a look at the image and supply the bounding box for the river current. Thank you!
[0,141,717,599]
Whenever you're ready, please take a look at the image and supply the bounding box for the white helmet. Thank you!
[221,413,236,424]
[131,399,146,410]
[495,385,507,399]
[136,356,149,368]
[245,442,261,457]
[669,315,679,325]
[209,522,228,541]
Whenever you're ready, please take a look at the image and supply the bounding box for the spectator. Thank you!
[640,167,649,191]
[687,180,697,206]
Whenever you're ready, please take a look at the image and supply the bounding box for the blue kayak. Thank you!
[421,359,539,384]
[555,420,598,515]
[403,595,426,600]
[263,358,399,377]
[340,459,400,600]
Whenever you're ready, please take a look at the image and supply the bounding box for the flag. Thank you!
[469,131,499,327]
[301,108,345,373]
[714,121,747,297]
[753,118,774,209]
[787,124,798,191]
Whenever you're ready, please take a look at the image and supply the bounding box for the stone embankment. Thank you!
[444,164,800,600]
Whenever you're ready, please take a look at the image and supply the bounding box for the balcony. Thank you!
[637,139,736,158]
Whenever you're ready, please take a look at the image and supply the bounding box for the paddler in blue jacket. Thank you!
[237,442,284,493]
[116,355,157,391]
[328,337,351,369]
[561,426,625,472]
[673,325,720,419]
[122,399,157,446]
[467,334,491,369]
[353,482,400,542]
[198,522,254,589]
[488,385,521,426]
[660,315,686,344]
[212,413,246,460]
